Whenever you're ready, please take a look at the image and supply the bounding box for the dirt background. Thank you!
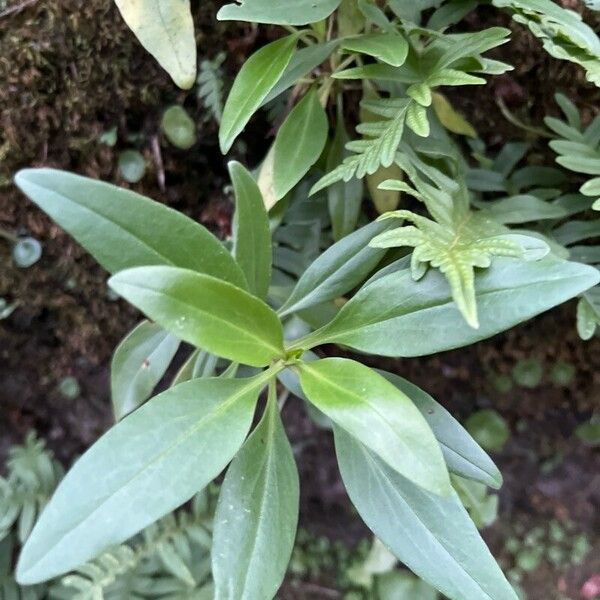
[0,1,599,599]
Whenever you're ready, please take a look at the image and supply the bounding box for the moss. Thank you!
[0,0,172,176]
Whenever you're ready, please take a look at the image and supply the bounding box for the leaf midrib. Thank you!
[363,447,501,600]
[117,279,283,360]
[302,365,440,481]
[321,270,588,343]
[24,375,267,575]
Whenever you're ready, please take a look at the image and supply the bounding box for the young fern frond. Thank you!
[468,97,600,340]
[316,25,511,195]
[310,97,411,194]
[60,545,138,599]
[370,207,526,328]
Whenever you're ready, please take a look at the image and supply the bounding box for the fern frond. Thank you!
[311,98,410,194]
[0,432,62,543]
[493,0,600,86]
[546,93,600,210]
[59,490,215,600]
[371,208,531,328]
[197,53,225,124]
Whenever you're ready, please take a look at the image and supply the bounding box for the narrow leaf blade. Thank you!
[212,395,299,599]
[111,320,180,420]
[306,257,600,356]
[335,430,517,600]
[299,358,451,495]
[220,35,297,153]
[230,161,272,299]
[109,266,284,367]
[273,90,329,200]
[377,370,502,488]
[17,374,271,584]
[115,0,197,89]
[14,169,247,288]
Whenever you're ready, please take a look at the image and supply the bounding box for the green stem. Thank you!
[219,362,239,379]
[285,329,328,354]
[496,97,552,139]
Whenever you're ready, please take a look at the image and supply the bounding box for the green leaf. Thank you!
[370,210,532,328]
[16,372,273,584]
[480,195,568,224]
[452,475,499,529]
[111,320,180,420]
[465,409,510,453]
[432,27,511,70]
[335,430,518,600]
[341,32,409,67]
[575,420,600,445]
[577,293,600,340]
[118,150,146,183]
[114,0,197,89]
[377,370,502,488]
[295,257,600,356]
[376,571,439,600]
[273,90,328,200]
[299,358,451,495]
[279,220,389,316]
[109,266,284,367]
[339,0,366,36]
[217,0,342,25]
[327,106,364,240]
[230,162,272,300]
[431,92,477,137]
[212,392,299,599]
[220,35,297,153]
[493,0,600,86]
[14,169,247,288]
[161,105,196,149]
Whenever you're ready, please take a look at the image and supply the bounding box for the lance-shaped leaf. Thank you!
[109,267,284,367]
[341,32,409,67]
[230,162,272,299]
[273,90,329,200]
[292,256,600,357]
[220,35,297,153]
[212,393,299,599]
[14,169,247,288]
[335,430,518,600]
[217,0,342,25]
[16,372,273,584]
[114,0,197,89]
[279,220,389,317]
[327,103,364,241]
[299,358,451,496]
[377,370,501,488]
[111,320,180,420]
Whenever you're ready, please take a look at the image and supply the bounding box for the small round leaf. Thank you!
[118,150,146,183]
[161,105,197,149]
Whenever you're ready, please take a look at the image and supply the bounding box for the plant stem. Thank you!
[0,227,17,243]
